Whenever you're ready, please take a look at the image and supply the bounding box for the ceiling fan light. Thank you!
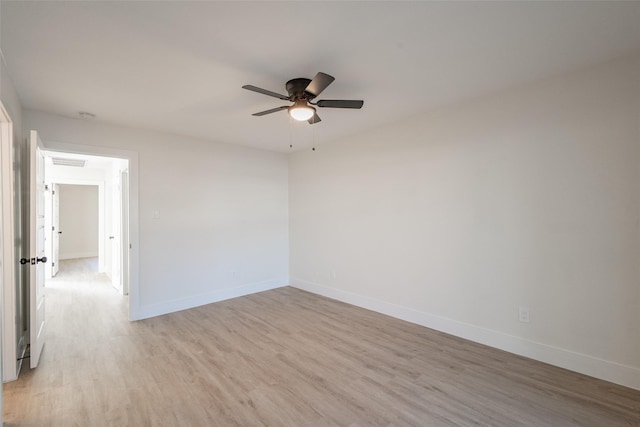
[289,103,315,121]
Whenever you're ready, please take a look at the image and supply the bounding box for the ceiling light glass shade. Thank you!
[289,102,315,121]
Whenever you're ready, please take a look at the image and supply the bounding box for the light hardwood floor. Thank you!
[4,258,640,426]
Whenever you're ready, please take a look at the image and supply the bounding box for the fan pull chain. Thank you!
[289,115,293,149]
[312,121,316,151]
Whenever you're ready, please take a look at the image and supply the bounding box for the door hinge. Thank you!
[45,184,49,191]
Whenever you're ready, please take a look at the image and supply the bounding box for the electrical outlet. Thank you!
[518,307,530,323]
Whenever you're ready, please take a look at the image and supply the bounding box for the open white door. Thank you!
[28,130,46,368]
[52,183,60,277]
[121,170,130,295]
[111,173,122,292]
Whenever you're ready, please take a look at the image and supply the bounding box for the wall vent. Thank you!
[51,157,86,167]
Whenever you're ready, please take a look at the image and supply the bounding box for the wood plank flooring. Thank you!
[4,258,640,426]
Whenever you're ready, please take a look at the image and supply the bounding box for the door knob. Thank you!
[20,257,46,265]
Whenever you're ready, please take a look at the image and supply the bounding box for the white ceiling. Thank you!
[2,1,640,152]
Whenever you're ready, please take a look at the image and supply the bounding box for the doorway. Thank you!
[1,136,139,389]
[36,140,139,322]
[52,184,99,276]
[43,152,129,296]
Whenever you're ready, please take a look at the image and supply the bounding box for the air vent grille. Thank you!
[51,158,86,167]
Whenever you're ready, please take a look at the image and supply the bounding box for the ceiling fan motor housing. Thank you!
[286,78,313,100]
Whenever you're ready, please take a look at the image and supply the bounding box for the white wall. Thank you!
[24,111,289,319]
[289,54,640,390]
[58,184,99,260]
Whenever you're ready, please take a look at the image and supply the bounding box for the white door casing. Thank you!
[1,104,18,383]
[29,130,46,368]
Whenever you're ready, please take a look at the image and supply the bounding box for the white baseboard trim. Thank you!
[291,278,640,391]
[134,278,288,320]
[60,252,98,260]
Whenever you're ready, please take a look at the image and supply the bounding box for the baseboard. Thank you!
[135,278,288,320]
[60,252,98,260]
[290,278,640,391]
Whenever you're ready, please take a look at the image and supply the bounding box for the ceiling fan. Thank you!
[242,72,363,124]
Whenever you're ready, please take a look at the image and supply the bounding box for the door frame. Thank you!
[1,103,17,383]
[37,141,140,320]
[46,180,105,272]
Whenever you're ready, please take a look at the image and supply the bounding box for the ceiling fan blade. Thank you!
[242,85,289,100]
[304,72,335,97]
[307,112,322,125]
[252,106,289,116]
[316,100,364,109]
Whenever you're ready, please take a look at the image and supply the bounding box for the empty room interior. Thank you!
[0,1,639,426]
